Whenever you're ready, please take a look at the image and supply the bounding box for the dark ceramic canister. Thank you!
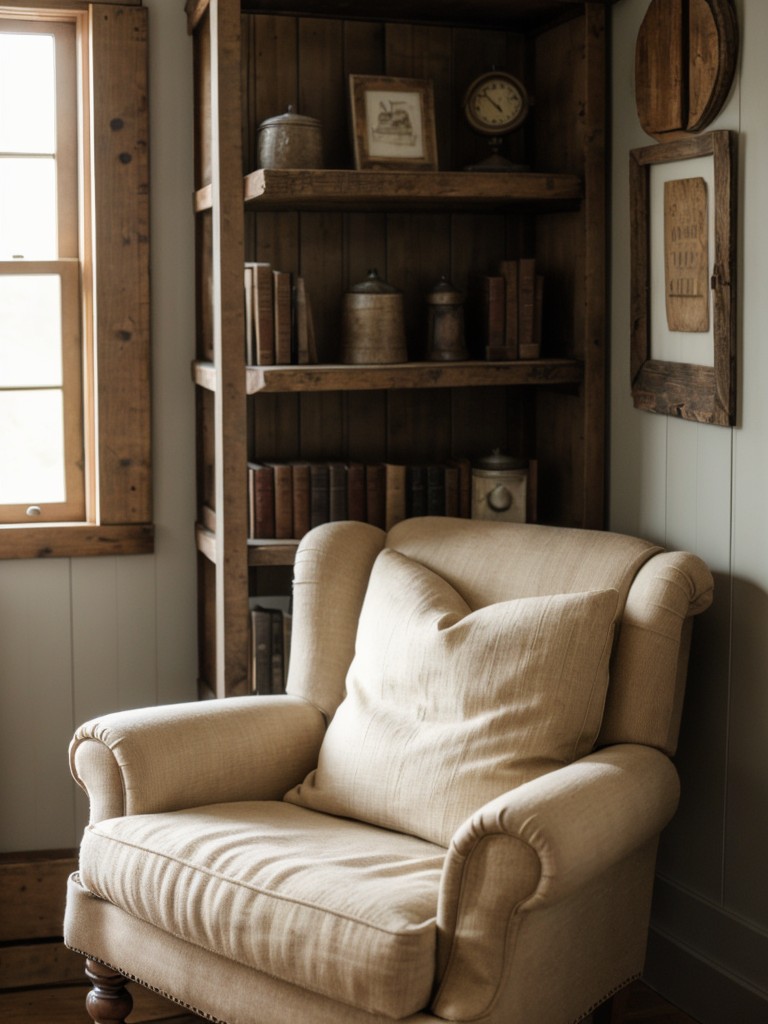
[426,275,466,361]
[257,106,323,169]
[341,270,408,365]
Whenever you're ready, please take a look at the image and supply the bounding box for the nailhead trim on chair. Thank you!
[68,946,638,1024]
[570,973,641,1024]
[67,946,229,1024]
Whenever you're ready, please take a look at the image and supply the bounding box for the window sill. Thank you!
[0,523,154,560]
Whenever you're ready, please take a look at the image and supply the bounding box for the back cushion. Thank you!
[285,549,620,846]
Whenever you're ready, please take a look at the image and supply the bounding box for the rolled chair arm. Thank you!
[70,695,326,824]
[433,744,680,1019]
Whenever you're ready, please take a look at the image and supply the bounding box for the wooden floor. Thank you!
[0,979,701,1024]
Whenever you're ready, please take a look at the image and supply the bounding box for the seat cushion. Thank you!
[78,800,444,1019]
[286,548,620,846]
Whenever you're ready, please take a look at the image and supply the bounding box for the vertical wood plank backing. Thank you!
[344,391,388,463]
[194,11,212,187]
[90,4,151,524]
[580,2,608,529]
[534,7,606,529]
[250,394,299,462]
[197,211,213,360]
[210,0,249,696]
[386,389,452,464]
[299,17,346,165]
[340,16,388,453]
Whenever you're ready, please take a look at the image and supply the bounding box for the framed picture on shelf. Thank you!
[629,130,736,426]
[349,74,438,171]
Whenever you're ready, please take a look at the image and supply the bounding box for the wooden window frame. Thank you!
[0,0,153,558]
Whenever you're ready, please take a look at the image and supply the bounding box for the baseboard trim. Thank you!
[646,879,768,1024]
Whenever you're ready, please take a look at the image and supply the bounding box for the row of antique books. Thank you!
[480,257,544,361]
[249,600,291,695]
[244,261,317,365]
[248,458,472,540]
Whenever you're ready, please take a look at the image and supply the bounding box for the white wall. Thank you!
[0,0,197,852]
[610,1,768,1019]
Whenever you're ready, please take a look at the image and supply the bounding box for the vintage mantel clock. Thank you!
[462,69,530,171]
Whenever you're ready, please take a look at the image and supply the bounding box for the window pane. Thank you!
[0,390,66,504]
[0,33,55,153]
[0,159,57,258]
[0,274,62,387]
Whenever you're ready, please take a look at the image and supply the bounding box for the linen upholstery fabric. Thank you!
[432,744,680,1019]
[286,548,620,846]
[78,800,444,1019]
[69,695,326,824]
[287,520,385,720]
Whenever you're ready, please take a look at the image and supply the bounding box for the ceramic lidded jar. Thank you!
[426,275,466,361]
[471,450,529,523]
[341,270,408,365]
[257,106,323,169]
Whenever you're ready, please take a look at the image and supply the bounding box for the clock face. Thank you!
[463,72,529,136]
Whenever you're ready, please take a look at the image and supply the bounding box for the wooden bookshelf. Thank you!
[190,0,609,697]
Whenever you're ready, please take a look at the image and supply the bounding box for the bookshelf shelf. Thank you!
[192,359,584,394]
[193,170,581,214]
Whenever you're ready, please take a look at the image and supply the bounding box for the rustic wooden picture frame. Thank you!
[349,75,438,170]
[630,130,736,426]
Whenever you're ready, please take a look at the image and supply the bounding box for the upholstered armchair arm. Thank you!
[70,695,326,824]
[433,743,680,1019]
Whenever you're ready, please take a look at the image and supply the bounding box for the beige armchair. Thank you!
[64,517,713,1024]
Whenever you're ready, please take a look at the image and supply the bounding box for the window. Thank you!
[0,19,84,523]
[0,2,152,558]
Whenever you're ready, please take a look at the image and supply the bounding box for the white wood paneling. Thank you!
[0,561,77,850]
[0,0,197,855]
[611,0,767,1017]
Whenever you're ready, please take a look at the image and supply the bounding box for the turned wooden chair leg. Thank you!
[85,958,134,1024]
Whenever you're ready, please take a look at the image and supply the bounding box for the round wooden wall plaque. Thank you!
[635,0,739,141]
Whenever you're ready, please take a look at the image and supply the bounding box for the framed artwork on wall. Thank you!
[630,130,736,426]
[349,75,438,171]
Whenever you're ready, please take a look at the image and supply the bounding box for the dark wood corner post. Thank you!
[85,959,134,1024]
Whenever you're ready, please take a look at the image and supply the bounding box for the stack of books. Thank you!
[247,458,473,540]
[249,599,291,695]
[244,262,317,365]
[480,257,544,361]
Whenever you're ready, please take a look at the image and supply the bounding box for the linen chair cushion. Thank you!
[285,548,620,846]
[77,799,445,1019]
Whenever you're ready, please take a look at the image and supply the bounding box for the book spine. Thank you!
[253,262,275,365]
[250,606,272,695]
[294,276,318,365]
[273,269,293,365]
[444,464,459,518]
[499,259,519,359]
[270,608,284,694]
[248,462,275,539]
[518,257,536,357]
[270,462,294,539]
[365,463,386,529]
[426,464,445,515]
[406,465,428,517]
[448,457,472,518]
[347,462,366,522]
[328,462,348,521]
[482,275,506,356]
[291,462,311,539]
[244,264,254,364]
[385,463,407,530]
[309,462,330,529]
